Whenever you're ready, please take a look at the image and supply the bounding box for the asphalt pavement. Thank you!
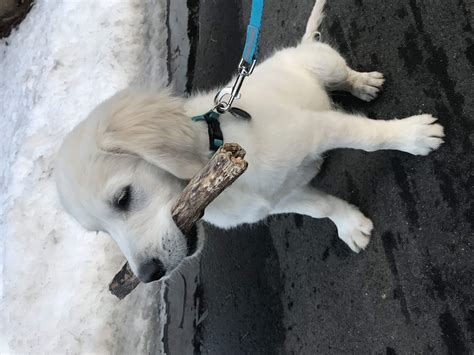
[189,1,473,353]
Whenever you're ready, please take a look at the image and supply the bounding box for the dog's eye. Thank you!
[113,185,132,211]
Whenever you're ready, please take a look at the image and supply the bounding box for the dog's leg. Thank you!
[301,0,383,101]
[311,111,444,155]
[301,42,385,102]
[272,186,373,252]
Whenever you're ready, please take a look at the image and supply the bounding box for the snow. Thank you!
[0,0,173,352]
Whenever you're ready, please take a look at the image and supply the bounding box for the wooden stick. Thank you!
[171,143,248,234]
[109,143,248,299]
[109,262,141,300]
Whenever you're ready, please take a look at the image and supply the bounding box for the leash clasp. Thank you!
[238,58,257,75]
[214,59,257,113]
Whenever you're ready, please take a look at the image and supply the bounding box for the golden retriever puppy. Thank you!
[55,0,444,282]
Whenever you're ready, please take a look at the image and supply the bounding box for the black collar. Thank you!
[192,111,223,152]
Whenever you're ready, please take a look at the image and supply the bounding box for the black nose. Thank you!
[138,258,166,283]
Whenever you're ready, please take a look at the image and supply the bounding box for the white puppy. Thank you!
[55,0,444,282]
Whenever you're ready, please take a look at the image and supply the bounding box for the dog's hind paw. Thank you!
[334,207,373,253]
[350,71,385,102]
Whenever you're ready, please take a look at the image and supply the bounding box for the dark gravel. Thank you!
[190,1,473,353]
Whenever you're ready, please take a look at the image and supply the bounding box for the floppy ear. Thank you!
[96,89,206,179]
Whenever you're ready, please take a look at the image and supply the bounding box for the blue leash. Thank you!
[193,0,265,151]
[242,0,265,65]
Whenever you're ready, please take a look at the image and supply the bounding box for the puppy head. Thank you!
[55,89,207,282]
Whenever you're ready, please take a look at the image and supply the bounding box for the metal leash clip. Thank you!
[213,58,257,113]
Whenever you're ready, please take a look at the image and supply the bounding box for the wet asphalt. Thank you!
[187,0,473,353]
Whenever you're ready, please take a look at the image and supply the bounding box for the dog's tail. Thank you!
[302,0,326,43]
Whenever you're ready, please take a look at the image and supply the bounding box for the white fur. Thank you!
[55,0,444,279]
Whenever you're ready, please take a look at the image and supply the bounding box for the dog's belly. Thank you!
[203,156,323,228]
[203,192,273,228]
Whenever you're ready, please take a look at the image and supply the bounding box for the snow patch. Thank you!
[0,0,171,352]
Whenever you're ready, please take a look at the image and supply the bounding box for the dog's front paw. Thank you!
[396,114,445,155]
[334,208,373,253]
